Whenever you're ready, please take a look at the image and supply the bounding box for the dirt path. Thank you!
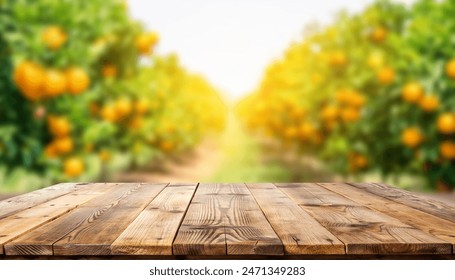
[116,139,223,183]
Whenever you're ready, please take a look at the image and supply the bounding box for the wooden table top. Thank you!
[0,182,454,259]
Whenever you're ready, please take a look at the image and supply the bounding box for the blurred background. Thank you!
[0,0,454,204]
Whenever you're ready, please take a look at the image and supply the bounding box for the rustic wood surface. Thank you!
[0,182,454,258]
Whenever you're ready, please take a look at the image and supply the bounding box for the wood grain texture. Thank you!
[246,183,345,254]
[0,183,112,255]
[3,183,119,256]
[111,183,197,255]
[172,183,226,255]
[318,183,455,253]
[2,182,454,258]
[224,183,283,255]
[173,183,283,256]
[0,183,85,220]
[52,183,167,256]
[351,183,455,224]
[276,183,452,255]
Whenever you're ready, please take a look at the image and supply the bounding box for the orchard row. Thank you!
[237,0,455,190]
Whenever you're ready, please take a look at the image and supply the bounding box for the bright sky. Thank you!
[129,0,413,100]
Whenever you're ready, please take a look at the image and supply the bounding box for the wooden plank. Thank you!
[173,183,283,256]
[276,183,452,255]
[224,183,283,255]
[0,183,85,220]
[111,183,197,255]
[173,183,231,255]
[3,183,126,256]
[52,183,167,256]
[351,183,455,224]
[246,183,345,254]
[0,183,114,255]
[318,182,455,253]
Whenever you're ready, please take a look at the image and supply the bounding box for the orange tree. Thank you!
[237,0,455,190]
[0,0,226,188]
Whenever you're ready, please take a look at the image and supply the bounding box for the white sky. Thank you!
[129,0,414,100]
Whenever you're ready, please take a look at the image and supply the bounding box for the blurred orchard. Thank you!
[0,0,227,191]
[1,0,455,193]
[237,0,455,191]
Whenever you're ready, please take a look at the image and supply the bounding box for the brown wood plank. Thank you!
[224,183,283,255]
[318,183,455,254]
[246,183,345,254]
[111,183,197,255]
[276,183,452,255]
[52,183,167,256]
[172,183,226,255]
[0,183,85,220]
[0,183,114,255]
[3,183,129,255]
[173,183,283,256]
[351,183,455,224]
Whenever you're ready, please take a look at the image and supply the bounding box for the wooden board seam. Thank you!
[167,183,199,255]
[245,182,280,244]
[49,183,169,255]
[357,182,455,226]
[2,204,83,254]
[277,183,452,255]
[0,183,85,220]
[345,182,455,229]
[249,183,341,254]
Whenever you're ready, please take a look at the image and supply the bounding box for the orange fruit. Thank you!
[129,117,143,130]
[290,107,305,120]
[66,67,90,95]
[135,99,150,115]
[135,32,159,55]
[329,51,347,66]
[335,89,350,104]
[102,64,117,78]
[419,94,439,112]
[377,67,395,85]
[160,140,174,152]
[437,113,455,134]
[64,157,84,177]
[371,26,387,43]
[284,126,298,139]
[337,90,365,108]
[41,26,67,50]
[321,105,338,121]
[299,122,316,139]
[341,107,360,122]
[101,104,118,122]
[446,59,455,80]
[349,153,369,170]
[401,127,423,148]
[44,143,58,159]
[54,137,74,154]
[48,116,71,137]
[14,61,45,101]
[43,69,67,97]
[440,141,455,160]
[402,82,424,103]
[367,52,384,69]
[115,98,132,117]
[349,93,366,108]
